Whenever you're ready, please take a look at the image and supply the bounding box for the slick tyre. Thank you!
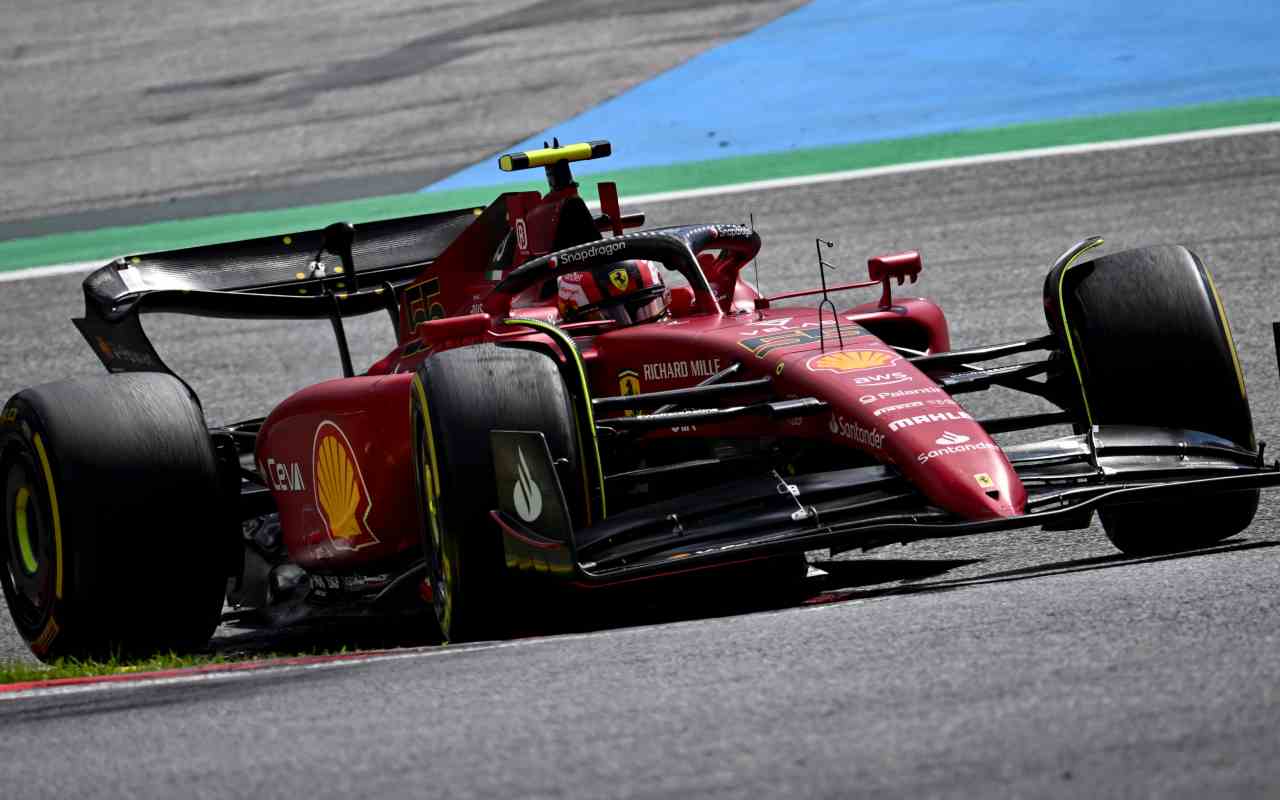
[1045,244,1258,555]
[411,344,582,642]
[0,373,231,661]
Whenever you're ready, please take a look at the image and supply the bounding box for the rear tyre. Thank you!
[411,344,582,642]
[0,374,231,661]
[1044,244,1258,555]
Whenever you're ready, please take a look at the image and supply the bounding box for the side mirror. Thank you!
[867,250,922,310]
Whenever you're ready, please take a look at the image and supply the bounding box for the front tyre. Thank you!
[411,344,583,642]
[1045,243,1258,555]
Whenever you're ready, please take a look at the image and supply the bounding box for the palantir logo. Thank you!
[935,431,970,446]
[513,447,543,523]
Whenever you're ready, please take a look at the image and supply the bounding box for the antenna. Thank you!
[749,213,763,312]
[814,238,842,352]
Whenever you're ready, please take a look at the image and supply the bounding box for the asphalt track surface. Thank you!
[4,5,1280,799]
[0,0,805,238]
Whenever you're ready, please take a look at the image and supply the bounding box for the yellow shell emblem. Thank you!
[317,436,362,540]
[312,421,379,550]
[808,350,897,373]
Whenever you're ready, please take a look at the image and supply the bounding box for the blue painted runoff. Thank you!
[426,0,1280,191]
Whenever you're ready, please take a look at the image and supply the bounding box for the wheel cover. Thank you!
[3,460,53,629]
[13,486,38,575]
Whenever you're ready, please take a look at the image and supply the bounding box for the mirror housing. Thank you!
[868,250,922,310]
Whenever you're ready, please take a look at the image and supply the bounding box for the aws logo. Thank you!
[312,421,379,551]
[852,371,912,388]
[806,349,900,374]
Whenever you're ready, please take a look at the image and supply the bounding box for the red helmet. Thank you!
[558,260,669,325]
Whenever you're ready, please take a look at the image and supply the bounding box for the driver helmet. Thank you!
[558,259,669,325]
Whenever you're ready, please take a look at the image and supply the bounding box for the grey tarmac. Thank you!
[0,0,806,236]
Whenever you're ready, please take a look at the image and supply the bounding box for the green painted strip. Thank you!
[0,191,497,272]
[3,97,1279,272]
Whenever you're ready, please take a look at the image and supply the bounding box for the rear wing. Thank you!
[73,205,488,378]
[73,138,639,384]
[78,206,482,322]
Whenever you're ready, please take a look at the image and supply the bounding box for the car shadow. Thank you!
[207,537,1279,656]
[493,536,1280,638]
[802,536,1280,606]
[554,556,985,634]
[211,608,438,657]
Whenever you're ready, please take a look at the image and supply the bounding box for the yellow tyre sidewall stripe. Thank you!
[31,433,64,600]
[1201,266,1250,408]
[1056,238,1105,427]
[411,375,442,499]
[411,374,450,634]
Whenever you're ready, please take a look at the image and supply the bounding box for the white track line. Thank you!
[4,121,1279,285]
[618,120,1280,206]
[0,260,105,284]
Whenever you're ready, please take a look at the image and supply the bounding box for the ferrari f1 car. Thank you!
[4,140,1279,659]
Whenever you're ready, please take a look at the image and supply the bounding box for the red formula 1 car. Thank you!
[4,140,1279,658]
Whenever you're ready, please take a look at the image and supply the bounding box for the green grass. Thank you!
[0,646,352,685]
[0,652,236,684]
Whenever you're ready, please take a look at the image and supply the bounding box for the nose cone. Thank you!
[904,432,1026,519]
[762,324,1028,521]
[821,395,1027,520]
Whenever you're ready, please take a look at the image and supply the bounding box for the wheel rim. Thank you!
[4,460,53,628]
[13,486,38,575]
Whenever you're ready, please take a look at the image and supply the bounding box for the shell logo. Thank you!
[806,349,899,374]
[312,421,379,551]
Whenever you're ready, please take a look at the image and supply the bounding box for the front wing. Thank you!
[492,425,1280,584]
